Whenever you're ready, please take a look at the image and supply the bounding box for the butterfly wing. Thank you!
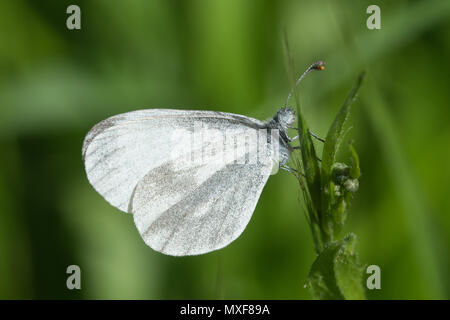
[131,151,273,256]
[82,109,267,213]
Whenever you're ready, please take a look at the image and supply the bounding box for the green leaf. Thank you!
[283,34,322,244]
[348,142,361,180]
[305,242,344,299]
[321,72,365,180]
[320,73,365,240]
[334,234,365,300]
[283,34,322,209]
[306,234,365,300]
[296,101,322,212]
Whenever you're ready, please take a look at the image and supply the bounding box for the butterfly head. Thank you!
[275,107,296,129]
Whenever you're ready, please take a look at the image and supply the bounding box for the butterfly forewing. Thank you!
[82,109,269,213]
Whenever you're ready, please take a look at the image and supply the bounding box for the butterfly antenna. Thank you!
[284,60,326,108]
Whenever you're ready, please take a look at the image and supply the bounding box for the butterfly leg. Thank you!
[281,165,307,178]
[308,130,325,143]
[290,146,321,162]
[288,126,325,143]
[281,165,297,174]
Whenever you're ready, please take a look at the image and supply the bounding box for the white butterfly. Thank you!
[82,107,297,256]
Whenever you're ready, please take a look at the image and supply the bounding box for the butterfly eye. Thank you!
[277,108,296,126]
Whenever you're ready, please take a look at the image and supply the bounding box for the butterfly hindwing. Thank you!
[131,153,273,256]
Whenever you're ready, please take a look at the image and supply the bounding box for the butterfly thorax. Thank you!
[265,107,296,166]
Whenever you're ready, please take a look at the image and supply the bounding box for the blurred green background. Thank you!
[0,0,449,299]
